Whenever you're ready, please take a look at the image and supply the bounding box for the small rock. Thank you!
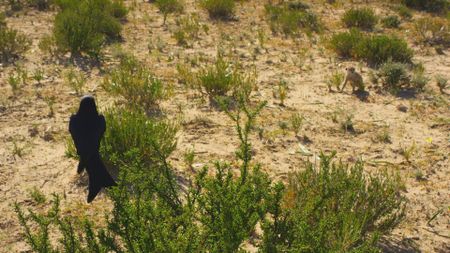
[397,104,408,112]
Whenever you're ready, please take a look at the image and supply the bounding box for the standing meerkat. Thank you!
[341,67,365,93]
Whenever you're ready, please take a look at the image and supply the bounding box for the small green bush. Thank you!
[329,30,413,66]
[342,8,377,30]
[53,0,127,58]
[328,28,363,58]
[200,0,235,19]
[103,55,170,112]
[0,26,31,63]
[154,0,184,24]
[194,53,256,103]
[378,61,410,91]
[382,15,401,28]
[403,0,449,14]
[356,34,413,66]
[261,152,406,252]
[265,1,321,37]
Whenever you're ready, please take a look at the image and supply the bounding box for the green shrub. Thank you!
[261,152,406,252]
[382,15,401,28]
[378,61,410,91]
[328,28,363,58]
[0,26,31,63]
[265,1,321,37]
[355,34,413,66]
[103,55,170,112]
[53,0,127,58]
[201,0,235,19]
[403,0,449,14]
[329,30,413,66]
[19,100,281,253]
[342,8,377,30]
[196,54,256,103]
[154,0,184,24]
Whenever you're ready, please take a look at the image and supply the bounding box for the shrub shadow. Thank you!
[379,238,421,253]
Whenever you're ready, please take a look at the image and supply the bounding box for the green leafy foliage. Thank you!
[265,1,321,37]
[0,25,31,63]
[342,8,377,30]
[53,0,127,58]
[329,29,413,66]
[201,0,235,19]
[260,152,406,252]
[103,55,170,112]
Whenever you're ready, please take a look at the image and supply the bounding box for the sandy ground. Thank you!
[0,1,449,252]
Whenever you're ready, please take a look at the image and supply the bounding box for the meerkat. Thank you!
[341,67,365,93]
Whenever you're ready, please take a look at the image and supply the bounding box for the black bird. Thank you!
[69,95,116,203]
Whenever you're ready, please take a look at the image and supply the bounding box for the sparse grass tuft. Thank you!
[63,67,86,96]
[28,187,47,205]
[435,74,448,93]
[326,70,345,92]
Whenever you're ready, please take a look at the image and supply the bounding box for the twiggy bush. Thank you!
[403,0,449,14]
[261,152,406,252]
[342,8,377,30]
[329,29,413,66]
[413,17,449,47]
[201,0,235,19]
[53,0,127,58]
[103,55,170,112]
[265,1,321,37]
[154,0,184,25]
[19,100,282,253]
[0,25,31,63]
